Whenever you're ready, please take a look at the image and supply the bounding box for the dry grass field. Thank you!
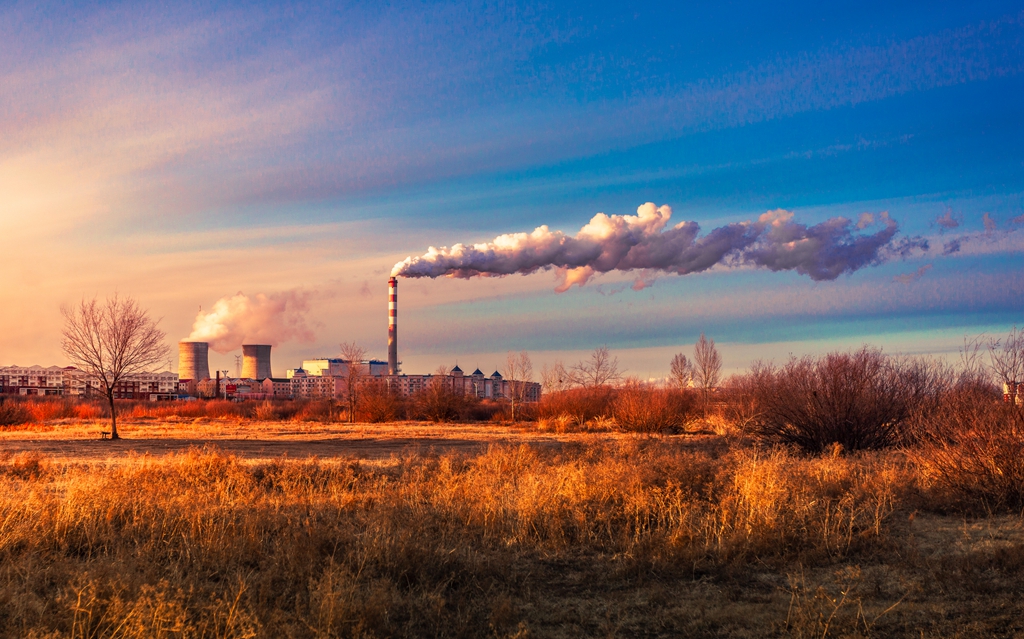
[1,417,1023,637]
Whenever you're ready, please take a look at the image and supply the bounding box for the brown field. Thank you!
[1,420,1023,637]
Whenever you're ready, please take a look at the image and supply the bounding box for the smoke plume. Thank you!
[392,203,924,291]
[187,291,315,353]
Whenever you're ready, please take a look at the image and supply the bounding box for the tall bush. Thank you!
[537,386,616,427]
[612,379,692,433]
[747,348,932,453]
[909,383,1024,513]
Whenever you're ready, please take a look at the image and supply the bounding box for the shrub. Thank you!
[25,399,77,422]
[358,380,405,423]
[292,399,340,422]
[73,402,104,420]
[909,384,1024,513]
[253,400,279,421]
[537,386,616,427]
[414,379,467,422]
[0,399,30,427]
[613,379,683,433]
[464,399,507,423]
[747,348,934,453]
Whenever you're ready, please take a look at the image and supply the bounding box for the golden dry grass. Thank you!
[0,434,1022,638]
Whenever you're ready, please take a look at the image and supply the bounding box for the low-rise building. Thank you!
[0,365,66,396]
[262,378,293,399]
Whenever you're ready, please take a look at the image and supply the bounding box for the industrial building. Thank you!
[5,278,539,404]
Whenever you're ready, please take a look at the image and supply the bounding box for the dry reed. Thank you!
[0,440,917,637]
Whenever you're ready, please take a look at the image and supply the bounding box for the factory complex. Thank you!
[2,278,540,403]
[0,357,540,404]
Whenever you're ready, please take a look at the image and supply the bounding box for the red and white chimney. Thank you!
[388,277,398,375]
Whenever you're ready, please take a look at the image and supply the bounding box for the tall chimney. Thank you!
[241,344,273,379]
[388,277,398,375]
[178,341,210,380]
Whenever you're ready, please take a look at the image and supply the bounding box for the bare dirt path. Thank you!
[0,420,629,461]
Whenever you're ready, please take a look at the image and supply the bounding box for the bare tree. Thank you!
[959,332,988,384]
[61,295,167,440]
[503,350,533,423]
[990,327,1024,413]
[541,360,572,393]
[339,342,367,423]
[669,353,692,391]
[571,346,621,388]
[692,333,722,415]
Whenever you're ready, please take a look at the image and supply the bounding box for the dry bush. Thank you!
[413,379,469,422]
[909,385,1024,513]
[0,442,912,637]
[465,399,508,423]
[253,400,279,421]
[612,379,690,433]
[746,349,934,453]
[357,380,405,423]
[292,399,339,422]
[73,402,104,419]
[122,399,252,421]
[537,386,616,427]
[0,400,30,427]
[24,399,77,422]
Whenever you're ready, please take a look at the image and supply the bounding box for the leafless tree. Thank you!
[692,333,722,415]
[503,350,533,423]
[61,295,167,440]
[339,342,367,423]
[571,346,621,388]
[990,327,1024,413]
[669,353,692,391]
[541,361,572,393]
[959,333,987,383]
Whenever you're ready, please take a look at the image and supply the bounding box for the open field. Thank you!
[1,421,1024,637]
[0,420,618,461]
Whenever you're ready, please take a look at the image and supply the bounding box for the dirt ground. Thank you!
[0,419,632,461]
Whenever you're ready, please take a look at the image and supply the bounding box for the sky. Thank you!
[2,0,1023,379]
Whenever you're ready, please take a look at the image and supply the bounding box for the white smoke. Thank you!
[392,203,924,290]
[187,290,315,353]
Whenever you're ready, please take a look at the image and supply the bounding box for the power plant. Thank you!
[5,277,540,402]
[388,277,399,375]
[178,341,210,381]
[241,344,273,380]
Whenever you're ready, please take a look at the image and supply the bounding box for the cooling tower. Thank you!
[388,277,398,375]
[241,344,273,379]
[178,341,211,381]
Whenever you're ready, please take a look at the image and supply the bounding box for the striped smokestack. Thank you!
[388,277,398,375]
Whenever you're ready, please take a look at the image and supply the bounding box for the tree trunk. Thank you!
[107,391,120,440]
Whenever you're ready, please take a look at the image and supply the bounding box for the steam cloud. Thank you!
[187,291,315,353]
[392,203,923,291]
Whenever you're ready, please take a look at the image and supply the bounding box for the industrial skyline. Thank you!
[2,1,1023,377]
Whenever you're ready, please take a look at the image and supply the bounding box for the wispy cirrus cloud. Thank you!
[3,4,1023,236]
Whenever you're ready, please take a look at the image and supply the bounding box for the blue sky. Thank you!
[2,0,1022,377]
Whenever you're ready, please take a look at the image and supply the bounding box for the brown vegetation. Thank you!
[1,436,1023,637]
[4,334,1024,634]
